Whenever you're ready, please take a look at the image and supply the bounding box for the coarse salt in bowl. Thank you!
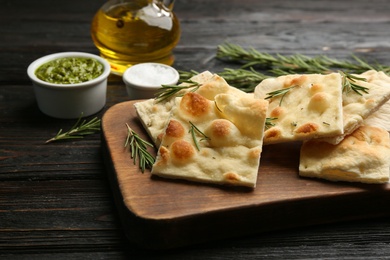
[123,63,180,100]
[27,52,111,119]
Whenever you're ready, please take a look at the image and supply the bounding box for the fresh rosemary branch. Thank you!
[217,43,278,68]
[340,71,369,96]
[124,123,155,173]
[45,115,101,143]
[189,121,210,151]
[216,43,390,74]
[155,80,201,103]
[265,85,296,106]
[180,43,386,94]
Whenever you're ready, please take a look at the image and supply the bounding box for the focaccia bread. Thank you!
[134,71,214,146]
[254,73,344,145]
[151,92,269,188]
[134,71,250,147]
[320,70,390,144]
[366,100,390,131]
[299,125,390,184]
[363,70,390,131]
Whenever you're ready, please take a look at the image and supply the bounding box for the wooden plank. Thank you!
[101,100,390,249]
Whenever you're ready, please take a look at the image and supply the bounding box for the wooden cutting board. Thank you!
[101,100,390,249]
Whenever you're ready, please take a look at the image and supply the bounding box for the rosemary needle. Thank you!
[189,121,210,151]
[124,123,155,173]
[179,70,200,81]
[265,85,296,106]
[45,115,101,143]
[265,117,277,129]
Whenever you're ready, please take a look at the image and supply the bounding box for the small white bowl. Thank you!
[27,52,111,119]
[123,63,179,100]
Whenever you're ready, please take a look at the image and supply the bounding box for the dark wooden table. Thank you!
[1,0,390,258]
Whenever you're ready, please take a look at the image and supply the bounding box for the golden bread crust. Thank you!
[299,125,390,184]
[180,92,211,118]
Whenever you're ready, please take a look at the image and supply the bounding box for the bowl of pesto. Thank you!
[27,52,110,119]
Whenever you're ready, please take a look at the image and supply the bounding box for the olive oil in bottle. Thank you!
[91,0,180,75]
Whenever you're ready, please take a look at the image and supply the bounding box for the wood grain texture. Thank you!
[102,100,390,249]
[1,0,390,258]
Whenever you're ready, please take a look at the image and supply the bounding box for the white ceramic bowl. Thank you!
[27,52,111,119]
[123,63,179,100]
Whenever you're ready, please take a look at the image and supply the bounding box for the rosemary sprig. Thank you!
[124,123,155,173]
[189,121,210,151]
[265,117,277,129]
[216,43,390,74]
[45,115,101,143]
[155,80,201,103]
[265,85,296,106]
[340,71,369,96]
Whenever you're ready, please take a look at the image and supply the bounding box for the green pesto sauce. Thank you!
[35,57,104,84]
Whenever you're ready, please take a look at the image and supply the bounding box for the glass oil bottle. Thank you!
[91,0,180,75]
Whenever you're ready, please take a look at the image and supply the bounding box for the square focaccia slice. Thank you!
[299,125,390,184]
[151,92,269,188]
[254,73,344,145]
[319,70,390,144]
[134,71,250,147]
